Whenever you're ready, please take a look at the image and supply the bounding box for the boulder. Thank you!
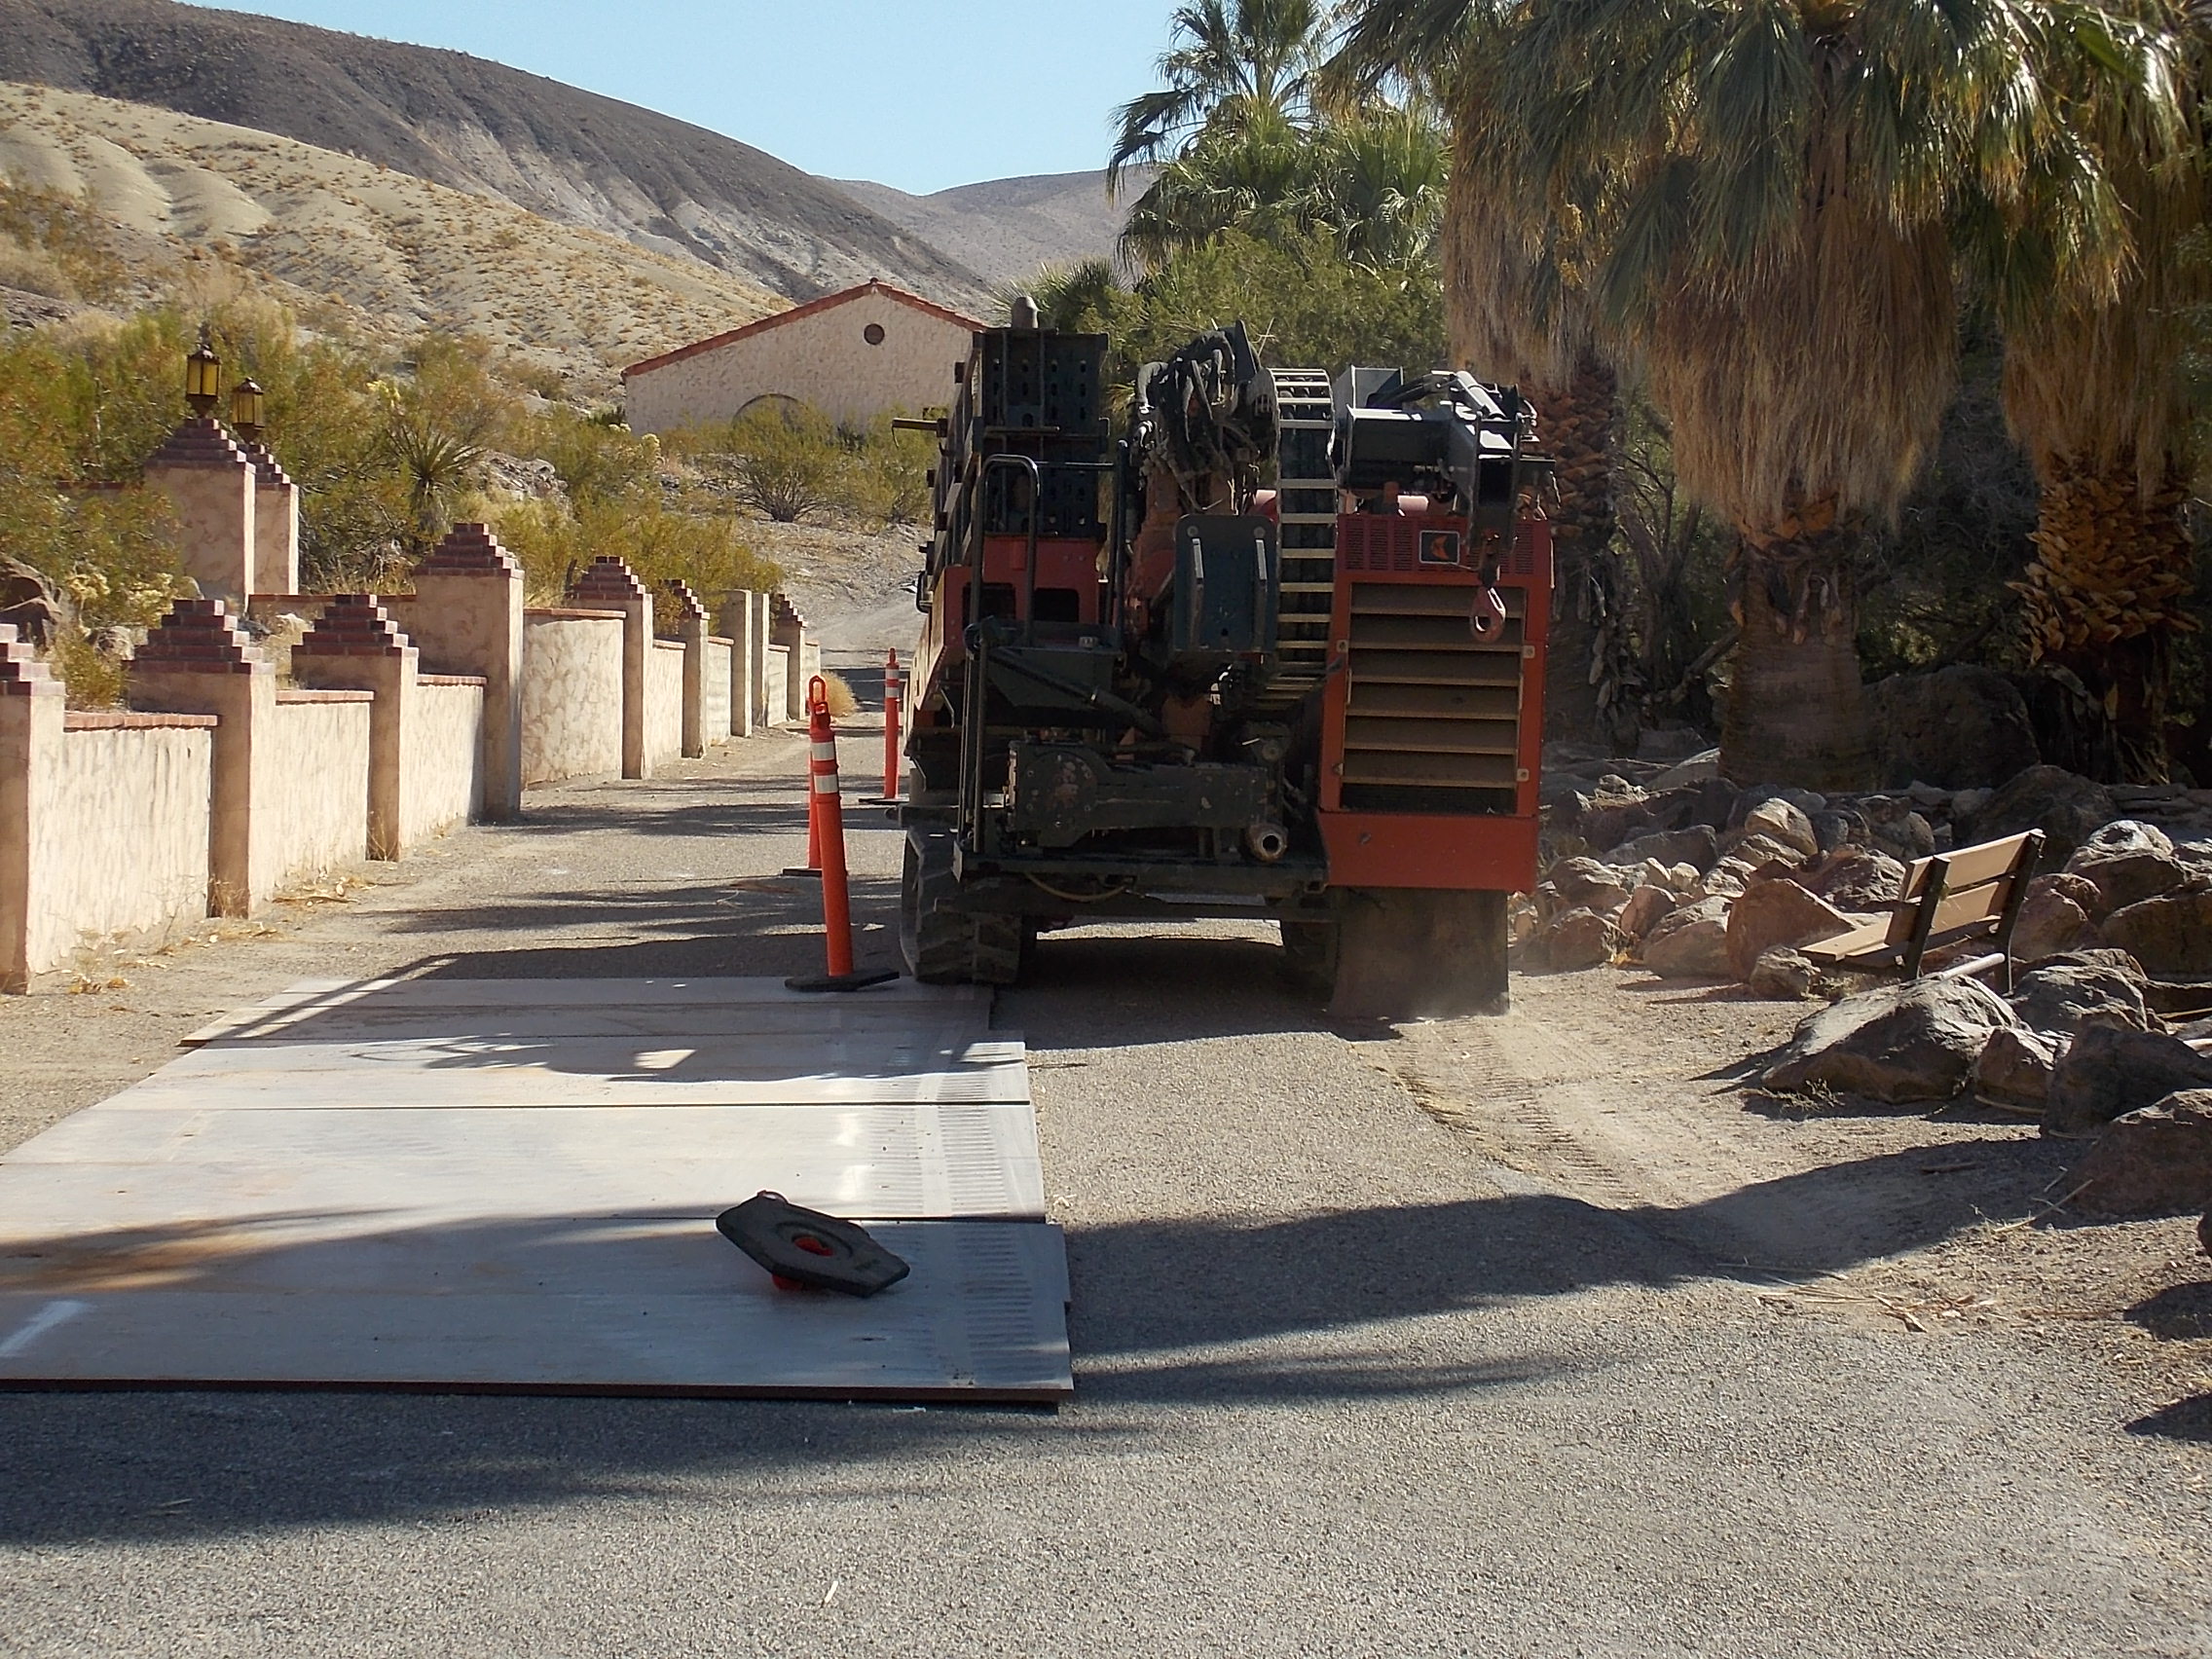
[2067,1090,2212,1218]
[1972,1026,2059,1111]
[1742,798,1820,859]
[1642,897,1734,978]
[1960,764,2117,862]
[1549,857,1635,915]
[1761,978,2018,1105]
[2009,958,2152,1036]
[1748,947,1820,1000]
[1607,825,1720,872]
[1651,749,1722,790]
[1866,664,2041,792]
[1725,879,1856,982]
[2045,1023,2212,1138]
[2064,821,2188,917]
[2011,875,2099,965]
[1950,788,1994,823]
[1636,727,1711,761]
[1698,866,1749,902]
[1533,906,1617,971]
[2101,889,2212,977]
[1809,810,1863,853]
[1858,795,1936,863]
[1799,845,1906,911]
[1616,882,1679,942]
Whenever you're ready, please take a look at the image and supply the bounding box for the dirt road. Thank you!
[3,709,2208,1656]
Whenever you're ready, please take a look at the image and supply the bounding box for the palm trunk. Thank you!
[1533,353,1625,749]
[1720,508,1873,790]
[2019,455,2194,785]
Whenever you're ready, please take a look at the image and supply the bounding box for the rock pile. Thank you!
[1529,746,2212,1235]
[1524,747,2212,997]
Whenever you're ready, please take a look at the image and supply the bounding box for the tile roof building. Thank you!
[621,280,984,435]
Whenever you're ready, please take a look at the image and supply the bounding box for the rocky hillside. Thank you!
[0,0,994,311]
[0,82,786,389]
[835,170,1143,292]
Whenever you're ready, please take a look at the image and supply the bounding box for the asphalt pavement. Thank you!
[1,720,2206,1658]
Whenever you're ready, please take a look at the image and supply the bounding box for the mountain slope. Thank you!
[0,81,786,387]
[0,0,994,310]
[835,169,1142,292]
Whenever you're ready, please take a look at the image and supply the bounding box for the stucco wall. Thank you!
[522,610,624,786]
[407,680,485,844]
[625,289,971,434]
[646,640,683,769]
[268,693,371,888]
[701,639,732,741]
[147,463,255,604]
[28,719,213,972]
[764,644,791,727]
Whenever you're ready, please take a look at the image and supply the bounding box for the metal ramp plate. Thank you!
[0,977,1070,1402]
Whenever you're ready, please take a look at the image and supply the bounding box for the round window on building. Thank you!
[864,323,887,346]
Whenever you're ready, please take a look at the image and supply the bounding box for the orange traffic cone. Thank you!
[787,677,897,994]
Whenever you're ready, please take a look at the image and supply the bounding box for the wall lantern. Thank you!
[230,378,266,441]
[184,325,222,416]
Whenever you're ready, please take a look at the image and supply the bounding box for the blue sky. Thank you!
[194,1,1176,195]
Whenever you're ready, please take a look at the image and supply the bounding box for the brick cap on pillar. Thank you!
[294,594,413,660]
[145,416,252,472]
[419,521,521,577]
[133,599,271,676]
[663,579,707,627]
[0,621,59,697]
[571,555,649,608]
[239,440,294,490]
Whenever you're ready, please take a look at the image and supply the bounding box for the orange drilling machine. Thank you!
[899,305,1552,1016]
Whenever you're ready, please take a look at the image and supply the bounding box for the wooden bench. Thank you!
[1802,830,2046,990]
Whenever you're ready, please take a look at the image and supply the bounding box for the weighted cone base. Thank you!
[785,968,901,994]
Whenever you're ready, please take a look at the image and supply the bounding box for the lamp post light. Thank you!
[230,378,266,443]
[184,325,222,417]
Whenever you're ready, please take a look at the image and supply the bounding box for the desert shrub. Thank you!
[0,175,126,304]
[493,497,780,608]
[719,401,844,523]
[838,415,936,526]
[524,406,659,507]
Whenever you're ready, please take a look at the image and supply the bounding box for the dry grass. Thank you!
[818,671,860,719]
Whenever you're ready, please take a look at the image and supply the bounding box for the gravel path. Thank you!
[2,714,2208,1657]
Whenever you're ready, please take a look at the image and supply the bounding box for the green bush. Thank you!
[493,497,780,608]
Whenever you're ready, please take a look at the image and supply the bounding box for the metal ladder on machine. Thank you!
[1262,368,1337,709]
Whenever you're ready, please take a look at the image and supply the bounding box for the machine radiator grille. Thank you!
[1340,582,1526,813]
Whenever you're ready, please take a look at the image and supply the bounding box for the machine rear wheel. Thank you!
[1279,914,1341,996]
[1327,888,1510,1019]
[900,830,1027,986]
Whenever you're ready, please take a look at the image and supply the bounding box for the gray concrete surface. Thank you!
[2,723,2208,1658]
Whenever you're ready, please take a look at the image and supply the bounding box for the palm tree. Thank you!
[1457,0,2147,791]
[1330,0,1634,749]
[1111,0,1330,199]
[1984,6,2205,783]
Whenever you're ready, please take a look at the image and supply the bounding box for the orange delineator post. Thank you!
[879,649,903,802]
[785,678,897,993]
[806,681,856,977]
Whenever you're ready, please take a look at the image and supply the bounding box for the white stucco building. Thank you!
[621,280,984,434]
